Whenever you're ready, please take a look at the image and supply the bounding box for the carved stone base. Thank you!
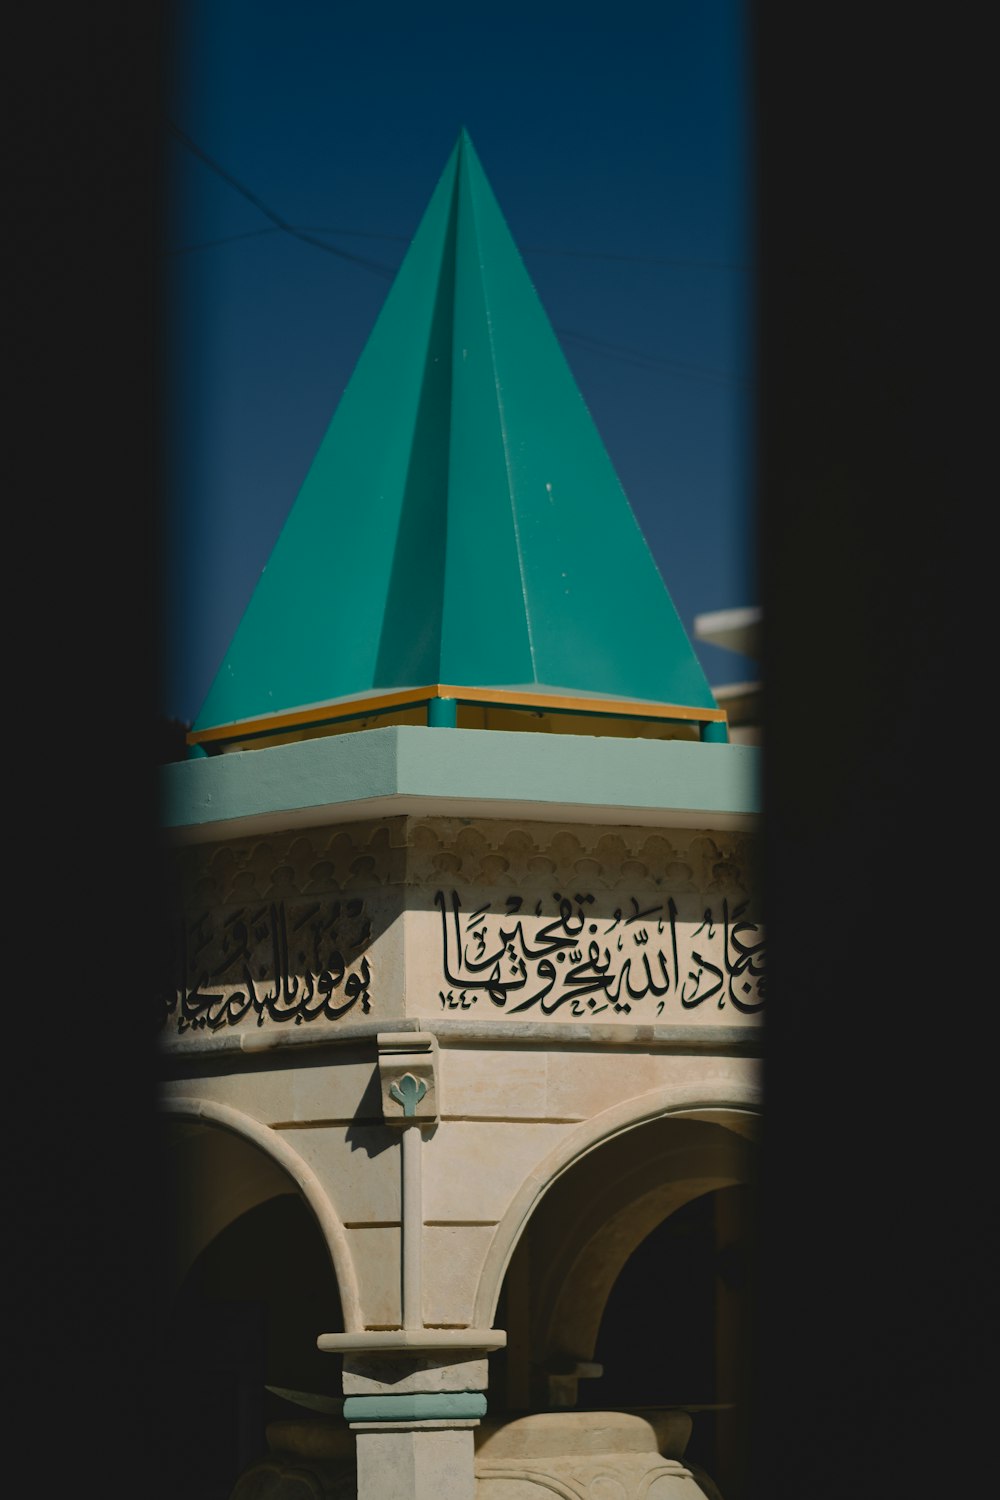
[227,1409,724,1500]
[474,1412,714,1499]
[228,1420,355,1500]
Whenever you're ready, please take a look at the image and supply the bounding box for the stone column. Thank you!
[343,1351,488,1500]
[317,1035,506,1496]
[319,1334,505,1500]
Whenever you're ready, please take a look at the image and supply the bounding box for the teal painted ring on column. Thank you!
[427,696,457,727]
[343,1392,487,1423]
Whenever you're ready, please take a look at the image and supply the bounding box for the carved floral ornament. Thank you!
[377,1032,438,1125]
[166,817,757,904]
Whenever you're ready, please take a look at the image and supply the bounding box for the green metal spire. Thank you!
[192,130,719,743]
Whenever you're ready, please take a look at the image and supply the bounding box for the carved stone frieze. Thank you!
[158,816,762,1043]
[167,820,410,907]
[403,819,758,897]
[165,817,757,909]
[401,821,763,1027]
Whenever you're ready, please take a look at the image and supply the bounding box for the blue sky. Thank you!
[160,0,756,725]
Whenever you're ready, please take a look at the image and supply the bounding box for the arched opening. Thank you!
[162,1120,346,1500]
[581,1183,755,1497]
[487,1112,757,1498]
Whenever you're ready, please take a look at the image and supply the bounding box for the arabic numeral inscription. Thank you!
[439,989,477,1010]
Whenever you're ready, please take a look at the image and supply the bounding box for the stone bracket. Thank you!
[377,1031,439,1126]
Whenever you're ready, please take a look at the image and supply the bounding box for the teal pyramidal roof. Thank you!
[192,130,720,746]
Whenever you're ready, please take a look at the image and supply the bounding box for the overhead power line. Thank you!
[166,123,396,279]
[167,226,281,255]
[166,219,748,273]
[164,125,750,386]
[525,245,748,272]
[164,132,746,274]
[557,328,751,386]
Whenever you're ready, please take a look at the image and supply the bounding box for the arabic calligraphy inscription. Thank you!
[435,889,764,1019]
[159,897,373,1035]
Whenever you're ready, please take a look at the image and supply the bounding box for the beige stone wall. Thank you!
[162,1050,758,1335]
[160,813,762,1339]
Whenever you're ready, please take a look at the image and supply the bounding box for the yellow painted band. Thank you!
[188,685,728,745]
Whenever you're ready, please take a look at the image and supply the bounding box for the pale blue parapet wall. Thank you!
[161,725,760,836]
